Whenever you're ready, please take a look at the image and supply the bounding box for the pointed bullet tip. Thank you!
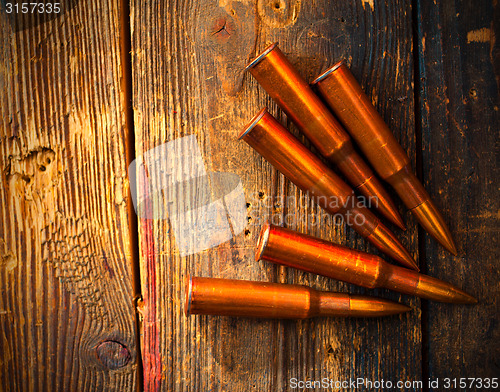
[349,297,412,316]
[409,265,420,272]
[409,260,420,272]
[386,302,412,315]
[448,242,458,256]
[397,253,419,271]
[459,293,478,305]
[356,175,405,231]
[446,288,477,304]
[411,200,458,256]
[381,302,412,316]
[393,217,406,231]
[416,274,478,304]
[386,208,406,231]
[440,233,458,255]
[368,223,417,270]
[404,257,420,271]
[399,304,412,313]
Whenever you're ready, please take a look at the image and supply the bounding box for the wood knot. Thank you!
[211,17,236,43]
[194,2,257,96]
[96,340,131,370]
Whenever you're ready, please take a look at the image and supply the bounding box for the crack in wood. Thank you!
[212,20,230,36]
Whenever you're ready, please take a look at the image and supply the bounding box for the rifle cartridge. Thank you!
[257,224,476,304]
[312,61,457,255]
[185,276,411,318]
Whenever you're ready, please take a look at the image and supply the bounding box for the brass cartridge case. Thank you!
[246,43,404,230]
[257,224,476,304]
[185,276,411,318]
[312,61,457,255]
[239,108,418,270]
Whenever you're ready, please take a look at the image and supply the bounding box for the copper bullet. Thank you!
[245,43,405,230]
[239,108,418,270]
[312,61,457,255]
[257,224,476,304]
[185,276,411,318]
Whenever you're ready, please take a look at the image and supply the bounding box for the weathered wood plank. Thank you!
[416,0,500,387]
[0,2,137,390]
[131,0,421,390]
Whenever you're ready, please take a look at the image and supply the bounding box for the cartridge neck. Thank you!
[387,166,430,209]
[316,292,351,317]
[377,262,420,296]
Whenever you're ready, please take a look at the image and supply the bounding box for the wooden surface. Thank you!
[0,0,498,391]
[131,0,421,390]
[416,0,500,387]
[0,1,138,391]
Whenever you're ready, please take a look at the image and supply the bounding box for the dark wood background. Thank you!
[0,0,498,391]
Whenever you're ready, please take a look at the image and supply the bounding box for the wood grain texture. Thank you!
[416,0,500,387]
[0,1,137,390]
[131,0,421,390]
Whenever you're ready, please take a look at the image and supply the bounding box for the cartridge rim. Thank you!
[185,275,193,316]
[238,107,267,140]
[245,42,278,72]
[311,60,346,85]
[255,222,271,261]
